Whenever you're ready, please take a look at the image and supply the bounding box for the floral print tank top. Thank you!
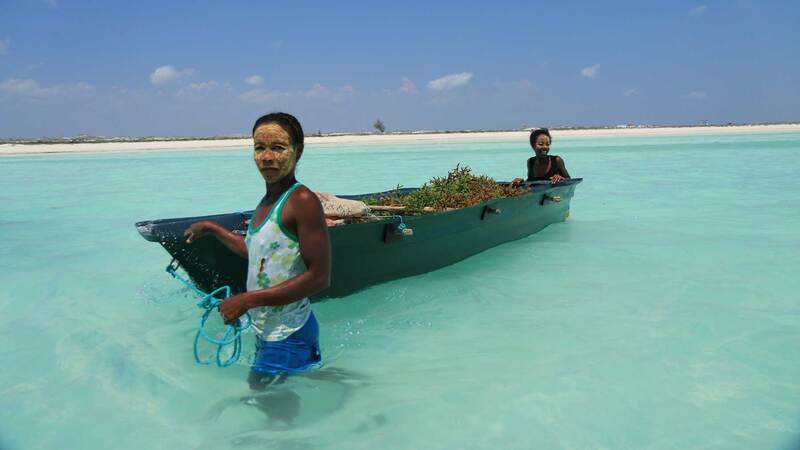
[245,182,311,341]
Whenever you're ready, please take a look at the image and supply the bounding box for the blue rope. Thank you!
[392,215,407,232]
[165,259,251,367]
[367,213,407,230]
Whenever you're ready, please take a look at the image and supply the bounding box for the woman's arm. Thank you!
[555,156,570,178]
[548,156,570,184]
[219,188,331,323]
[184,220,247,258]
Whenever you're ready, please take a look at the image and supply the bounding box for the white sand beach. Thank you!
[1,124,798,156]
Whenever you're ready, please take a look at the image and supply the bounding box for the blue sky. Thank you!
[1,0,798,137]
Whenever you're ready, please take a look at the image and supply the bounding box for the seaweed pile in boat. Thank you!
[365,165,527,216]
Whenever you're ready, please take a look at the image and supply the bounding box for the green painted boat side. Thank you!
[134,179,581,299]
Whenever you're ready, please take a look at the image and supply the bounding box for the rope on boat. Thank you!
[385,215,407,232]
[367,214,413,237]
[365,214,407,228]
[166,259,251,367]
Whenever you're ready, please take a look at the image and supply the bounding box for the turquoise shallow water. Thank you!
[1,131,800,449]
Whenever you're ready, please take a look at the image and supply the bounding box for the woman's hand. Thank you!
[549,174,565,184]
[184,221,212,243]
[184,220,248,258]
[219,294,251,325]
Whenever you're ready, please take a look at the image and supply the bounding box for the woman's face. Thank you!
[533,134,551,157]
[253,123,298,183]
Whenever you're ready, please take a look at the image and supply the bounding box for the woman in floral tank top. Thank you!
[184,112,331,388]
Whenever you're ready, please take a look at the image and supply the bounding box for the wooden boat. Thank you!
[135,179,582,299]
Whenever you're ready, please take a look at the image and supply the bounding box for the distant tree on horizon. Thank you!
[373,119,386,133]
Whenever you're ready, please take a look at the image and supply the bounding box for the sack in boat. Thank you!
[315,192,370,218]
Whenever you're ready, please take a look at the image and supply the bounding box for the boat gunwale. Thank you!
[134,178,582,238]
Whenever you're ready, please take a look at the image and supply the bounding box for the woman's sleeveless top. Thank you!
[245,182,311,341]
[526,155,560,181]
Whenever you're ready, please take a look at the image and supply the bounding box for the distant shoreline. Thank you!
[2,123,798,157]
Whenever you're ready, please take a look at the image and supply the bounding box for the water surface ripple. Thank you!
[1,132,799,449]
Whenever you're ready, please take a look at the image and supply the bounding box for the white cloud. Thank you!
[399,77,418,94]
[685,91,707,99]
[149,65,194,85]
[0,78,55,97]
[0,39,8,55]
[0,78,92,97]
[177,81,220,97]
[188,81,219,91]
[244,75,263,86]
[74,81,93,92]
[624,88,640,97]
[332,85,356,102]
[427,72,473,91]
[689,5,707,15]
[581,64,600,78]
[240,83,353,103]
[304,83,329,98]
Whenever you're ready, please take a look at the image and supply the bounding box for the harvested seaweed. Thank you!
[366,165,527,215]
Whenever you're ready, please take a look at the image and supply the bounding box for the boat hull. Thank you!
[135,179,581,299]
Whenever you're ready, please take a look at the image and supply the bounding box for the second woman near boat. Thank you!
[512,128,570,184]
[183,112,331,388]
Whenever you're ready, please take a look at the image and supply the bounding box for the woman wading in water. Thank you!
[184,112,331,389]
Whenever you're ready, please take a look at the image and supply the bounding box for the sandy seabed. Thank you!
[2,124,798,157]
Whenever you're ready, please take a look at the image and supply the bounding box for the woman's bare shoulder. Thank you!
[285,185,324,218]
[292,185,321,202]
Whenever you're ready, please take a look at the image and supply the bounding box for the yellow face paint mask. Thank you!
[253,123,298,183]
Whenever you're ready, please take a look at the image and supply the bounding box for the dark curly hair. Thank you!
[529,128,551,149]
